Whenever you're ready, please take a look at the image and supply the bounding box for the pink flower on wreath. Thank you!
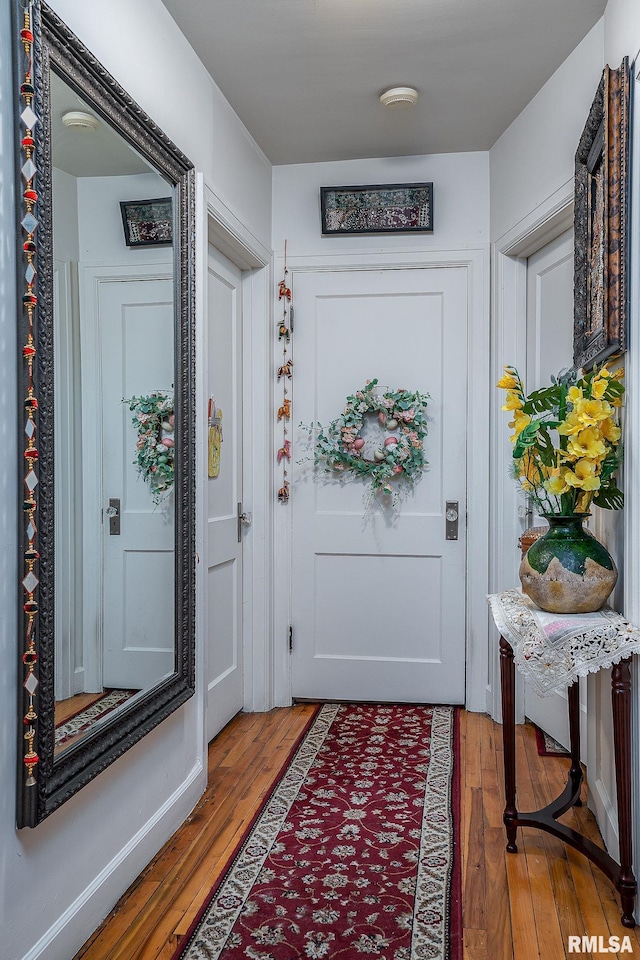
[404,408,416,422]
[393,464,403,475]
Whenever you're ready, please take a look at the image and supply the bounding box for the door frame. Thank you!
[203,184,272,717]
[489,179,574,722]
[273,248,490,712]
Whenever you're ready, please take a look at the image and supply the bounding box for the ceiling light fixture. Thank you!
[379,86,419,108]
[61,110,100,131]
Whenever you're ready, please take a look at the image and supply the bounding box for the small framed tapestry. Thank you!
[120,197,173,247]
[573,59,630,370]
[320,182,433,236]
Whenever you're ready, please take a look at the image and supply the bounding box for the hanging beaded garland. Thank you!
[19,0,40,790]
[276,243,293,503]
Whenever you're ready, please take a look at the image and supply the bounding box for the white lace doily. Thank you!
[488,589,640,696]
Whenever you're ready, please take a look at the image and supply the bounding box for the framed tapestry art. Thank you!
[321,182,433,235]
[574,59,630,370]
[120,197,173,247]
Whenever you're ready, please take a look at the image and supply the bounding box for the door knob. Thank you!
[237,502,252,542]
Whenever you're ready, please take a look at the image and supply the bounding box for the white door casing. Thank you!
[81,265,176,693]
[523,229,588,754]
[205,245,244,742]
[291,266,468,704]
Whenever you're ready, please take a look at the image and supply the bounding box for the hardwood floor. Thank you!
[73,707,640,960]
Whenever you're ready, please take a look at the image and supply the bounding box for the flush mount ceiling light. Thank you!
[61,110,100,131]
[379,86,419,108]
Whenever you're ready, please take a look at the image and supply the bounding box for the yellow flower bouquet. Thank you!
[497,365,624,516]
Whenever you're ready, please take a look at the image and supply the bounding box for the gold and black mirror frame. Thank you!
[14,0,196,827]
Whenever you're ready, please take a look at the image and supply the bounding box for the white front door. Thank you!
[95,273,176,691]
[291,267,468,703]
[524,229,587,752]
[205,246,244,741]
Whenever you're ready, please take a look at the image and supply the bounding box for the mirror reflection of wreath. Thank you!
[125,390,175,503]
[309,379,430,499]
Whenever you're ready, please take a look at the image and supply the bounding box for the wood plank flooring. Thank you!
[73,707,640,960]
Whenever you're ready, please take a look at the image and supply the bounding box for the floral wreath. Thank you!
[125,391,175,503]
[308,379,430,499]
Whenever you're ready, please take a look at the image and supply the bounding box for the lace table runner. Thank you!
[487,589,640,696]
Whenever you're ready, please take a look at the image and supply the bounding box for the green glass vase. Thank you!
[519,514,617,614]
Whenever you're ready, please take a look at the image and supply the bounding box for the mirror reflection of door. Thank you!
[51,70,176,755]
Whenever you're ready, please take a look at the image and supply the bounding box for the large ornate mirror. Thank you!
[15,0,196,827]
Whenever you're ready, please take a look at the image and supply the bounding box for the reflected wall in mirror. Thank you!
[15,0,196,827]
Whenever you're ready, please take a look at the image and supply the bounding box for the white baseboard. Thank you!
[23,760,206,960]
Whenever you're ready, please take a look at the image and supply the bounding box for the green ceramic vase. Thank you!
[519,514,617,614]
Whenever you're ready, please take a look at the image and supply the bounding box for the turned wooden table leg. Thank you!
[611,658,637,927]
[499,636,518,852]
[567,681,583,805]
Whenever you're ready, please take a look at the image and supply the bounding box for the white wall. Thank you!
[273,152,489,256]
[0,2,272,959]
[490,21,604,245]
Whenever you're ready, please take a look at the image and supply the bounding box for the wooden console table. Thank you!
[488,590,640,927]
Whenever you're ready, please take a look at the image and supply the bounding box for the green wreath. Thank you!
[125,391,175,503]
[309,379,430,498]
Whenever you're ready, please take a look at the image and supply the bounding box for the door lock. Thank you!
[445,501,459,540]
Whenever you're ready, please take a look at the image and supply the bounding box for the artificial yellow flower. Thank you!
[496,368,520,390]
[556,412,583,437]
[573,398,613,426]
[591,378,608,399]
[567,386,584,404]
[564,458,601,491]
[508,409,531,442]
[545,469,570,496]
[501,391,523,411]
[566,427,607,462]
[600,417,622,443]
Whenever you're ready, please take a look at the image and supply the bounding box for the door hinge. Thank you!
[288,625,293,652]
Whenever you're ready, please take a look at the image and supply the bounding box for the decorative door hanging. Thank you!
[276,242,293,503]
[306,379,430,506]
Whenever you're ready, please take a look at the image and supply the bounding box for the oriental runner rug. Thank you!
[174,703,461,960]
[54,689,136,751]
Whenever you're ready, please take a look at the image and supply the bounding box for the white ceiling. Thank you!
[159,0,606,165]
[50,71,154,178]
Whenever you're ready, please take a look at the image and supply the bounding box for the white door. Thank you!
[524,229,586,751]
[205,247,244,742]
[291,267,468,703]
[95,274,176,690]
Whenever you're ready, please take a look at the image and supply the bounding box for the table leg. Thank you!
[611,658,637,927]
[499,636,518,852]
[567,681,583,805]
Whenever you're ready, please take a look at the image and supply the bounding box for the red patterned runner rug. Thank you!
[174,703,461,960]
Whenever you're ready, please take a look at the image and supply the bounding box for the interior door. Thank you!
[291,267,468,703]
[524,229,587,751]
[98,274,176,690]
[205,246,244,742]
